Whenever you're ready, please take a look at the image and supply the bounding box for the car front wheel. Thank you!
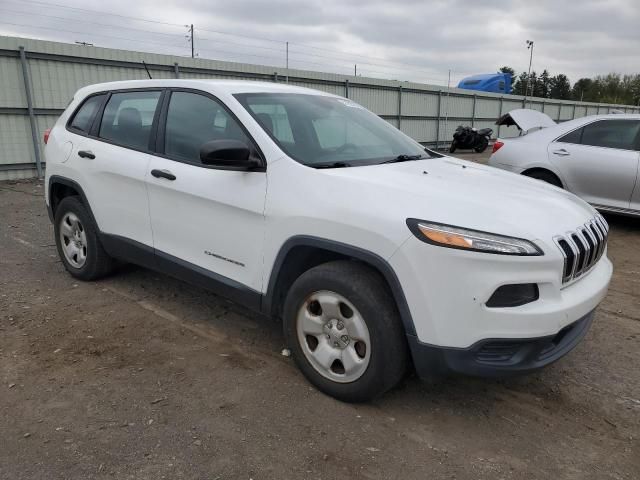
[283,261,408,402]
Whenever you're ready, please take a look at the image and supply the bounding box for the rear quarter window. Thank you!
[68,94,106,133]
[557,127,583,144]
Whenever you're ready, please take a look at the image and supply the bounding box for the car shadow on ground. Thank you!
[108,262,569,413]
[602,212,640,230]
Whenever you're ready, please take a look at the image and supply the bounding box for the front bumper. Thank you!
[408,309,595,378]
[390,235,612,348]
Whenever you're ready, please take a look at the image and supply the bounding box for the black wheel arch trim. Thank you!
[47,175,100,228]
[262,235,417,336]
[521,167,564,188]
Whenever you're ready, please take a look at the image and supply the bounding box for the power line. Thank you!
[0,22,189,51]
[7,0,449,82]
[195,35,286,54]
[10,0,185,27]
[0,7,190,39]
[286,49,444,81]
[194,27,284,45]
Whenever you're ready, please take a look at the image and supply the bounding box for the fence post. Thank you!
[345,79,349,99]
[19,46,42,179]
[435,90,442,150]
[572,103,576,119]
[397,85,403,131]
[541,100,545,113]
[471,94,477,127]
[556,103,561,122]
[497,96,503,138]
[273,72,279,82]
[173,62,180,78]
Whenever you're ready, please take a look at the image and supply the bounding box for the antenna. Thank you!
[142,61,152,79]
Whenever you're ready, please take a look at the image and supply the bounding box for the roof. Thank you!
[76,79,334,97]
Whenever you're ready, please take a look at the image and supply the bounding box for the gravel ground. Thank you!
[1,172,639,480]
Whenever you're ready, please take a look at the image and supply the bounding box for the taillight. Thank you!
[492,140,504,154]
[44,128,52,144]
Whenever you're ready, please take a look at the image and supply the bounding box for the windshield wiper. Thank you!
[312,161,351,169]
[379,154,425,164]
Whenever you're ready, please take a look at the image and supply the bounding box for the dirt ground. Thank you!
[1,170,639,479]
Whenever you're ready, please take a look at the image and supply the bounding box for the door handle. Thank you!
[77,150,95,159]
[552,149,570,156]
[151,169,176,181]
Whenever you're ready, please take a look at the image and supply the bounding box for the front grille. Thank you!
[554,214,608,284]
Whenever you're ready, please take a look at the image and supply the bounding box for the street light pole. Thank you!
[524,40,534,106]
[190,24,194,58]
[285,41,289,83]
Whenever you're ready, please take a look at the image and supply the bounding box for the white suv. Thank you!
[44,80,612,402]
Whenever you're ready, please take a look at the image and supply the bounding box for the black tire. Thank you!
[474,137,489,153]
[283,260,408,402]
[523,169,563,188]
[54,196,116,281]
[449,140,457,153]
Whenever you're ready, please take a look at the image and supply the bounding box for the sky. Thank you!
[0,0,638,87]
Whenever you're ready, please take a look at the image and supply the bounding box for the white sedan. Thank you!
[489,109,640,216]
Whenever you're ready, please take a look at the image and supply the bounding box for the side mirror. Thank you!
[199,140,261,169]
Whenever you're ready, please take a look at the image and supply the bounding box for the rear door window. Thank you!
[98,91,161,151]
[68,94,106,133]
[579,120,640,150]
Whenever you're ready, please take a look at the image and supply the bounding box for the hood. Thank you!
[496,109,556,134]
[323,156,596,243]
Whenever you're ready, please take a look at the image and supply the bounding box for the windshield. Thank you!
[234,93,430,167]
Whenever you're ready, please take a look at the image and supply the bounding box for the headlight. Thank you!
[406,219,542,256]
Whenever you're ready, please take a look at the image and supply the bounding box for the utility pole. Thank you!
[524,40,534,105]
[190,24,194,58]
[285,41,289,83]
[444,69,451,150]
[354,64,357,76]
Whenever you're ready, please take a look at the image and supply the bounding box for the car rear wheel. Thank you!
[54,196,116,280]
[283,261,408,402]
[523,169,563,188]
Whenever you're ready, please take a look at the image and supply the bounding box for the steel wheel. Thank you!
[296,290,371,383]
[59,212,88,268]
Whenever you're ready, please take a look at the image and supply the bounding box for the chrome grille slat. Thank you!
[554,216,607,285]
[582,226,597,266]
[590,220,604,260]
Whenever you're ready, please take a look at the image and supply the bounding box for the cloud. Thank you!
[1,0,638,86]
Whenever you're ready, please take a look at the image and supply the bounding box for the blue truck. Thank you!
[457,73,512,94]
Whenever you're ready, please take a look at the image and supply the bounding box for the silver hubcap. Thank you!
[59,212,87,268]
[296,291,371,383]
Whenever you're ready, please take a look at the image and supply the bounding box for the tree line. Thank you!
[498,66,640,105]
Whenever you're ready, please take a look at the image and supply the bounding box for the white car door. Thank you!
[548,119,640,209]
[69,90,162,247]
[146,89,267,297]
